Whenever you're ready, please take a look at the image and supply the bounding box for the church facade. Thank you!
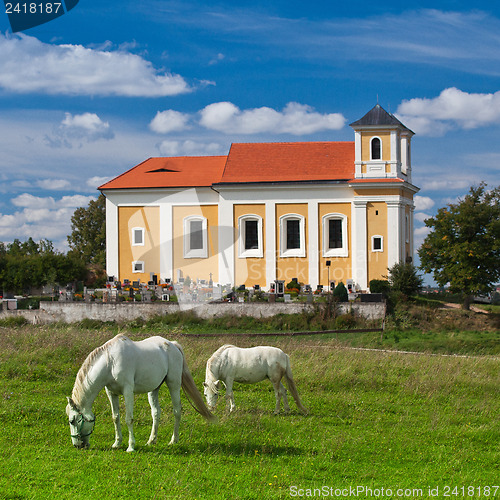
[99,105,419,292]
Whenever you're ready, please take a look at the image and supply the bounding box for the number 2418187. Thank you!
[5,3,62,14]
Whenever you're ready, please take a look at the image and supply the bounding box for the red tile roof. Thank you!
[99,142,356,190]
[98,156,227,190]
[219,142,355,184]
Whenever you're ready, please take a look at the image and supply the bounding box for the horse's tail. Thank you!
[284,355,308,415]
[172,342,216,423]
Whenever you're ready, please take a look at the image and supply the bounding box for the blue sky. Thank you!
[0,0,499,281]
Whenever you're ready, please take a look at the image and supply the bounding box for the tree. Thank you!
[0,239,86,294]
[418,183,500,309]
[386,262,423,297]
[332,282,348,302]
[67,194,106,267]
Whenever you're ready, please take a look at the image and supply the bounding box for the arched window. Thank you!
[322,213,348,257]
[279,214,306,258]
[238,214,263,258]
[371,137,381,160]
[183,215,208,258]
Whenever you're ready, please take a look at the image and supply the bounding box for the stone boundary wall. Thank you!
[0,301,386,325]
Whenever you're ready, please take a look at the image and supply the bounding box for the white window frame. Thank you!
[238,214,263,258]
[279,214,306,258]
[371,235,384,252]
[132,260,144,273]
[183,215,208,259]
[132,227,145,246]
[370,136,382,161]
[322,213,348,257]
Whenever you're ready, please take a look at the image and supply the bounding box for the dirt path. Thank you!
[442,302,490,314]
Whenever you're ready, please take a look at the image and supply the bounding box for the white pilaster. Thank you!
[105,197,119,280]
[159,203,173,282]
[387,200,403,268]
[354,131,363,178]
[352,200,368,290]
[265,201,276,288]
[218,197,234,286]
[409,204,415,262]
[308,201,319,289]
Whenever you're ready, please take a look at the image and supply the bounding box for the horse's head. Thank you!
[203,380,222,410]
[66,397,95,449]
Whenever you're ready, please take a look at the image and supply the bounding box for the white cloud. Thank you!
[149,110,191,134]
[0,194,96,250]
[414,195,435,211]
[396,88,500,135]
[414,212,431,223]
[0,33,191,97]
[157,140,225,156]
[36,179,72,190]
[199,102,345,135]
[44,112,114,148]
[414,225,432,251]
[11,193,94,209]
[87,176,111,189]
[209,53,226,66]
[419,178,472,192]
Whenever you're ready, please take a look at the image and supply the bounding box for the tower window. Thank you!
[371,137,381,160]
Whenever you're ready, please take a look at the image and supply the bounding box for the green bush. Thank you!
[333,282,348,302]
[369,279,390,294]
[286,279,301,291]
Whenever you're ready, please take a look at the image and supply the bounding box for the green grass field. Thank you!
[0,319,499,499]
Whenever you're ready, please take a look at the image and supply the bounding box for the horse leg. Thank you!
[224,379,236,412]
[270,370,290,414]
[271,379,282,414]
[147,388,161,446]
[123,388,136,452]
[166,380,182,445]
[105,387,123,449]
[280,382,290,413]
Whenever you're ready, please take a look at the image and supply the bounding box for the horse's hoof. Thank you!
[126,447,135,452]
[112,442,122,449]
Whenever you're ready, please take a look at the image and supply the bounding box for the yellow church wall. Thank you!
[276,203,309,284]
[353,188,414,201]
[234,204,267,287]
[361,130,391,161]
[366,202,388,283]
[118,206,160,283]
[353,188,402,197]
[172,205,219,283]
[318,203,352,287]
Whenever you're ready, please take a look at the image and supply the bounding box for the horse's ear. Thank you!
[67,397,78,411]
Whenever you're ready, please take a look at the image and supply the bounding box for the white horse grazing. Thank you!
[66,334,214,452]
[203,345,308,415]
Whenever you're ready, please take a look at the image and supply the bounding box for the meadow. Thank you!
[0,315,498,499]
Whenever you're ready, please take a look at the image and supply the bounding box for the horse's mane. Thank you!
[206,344,234,377]
[71,334,127,406]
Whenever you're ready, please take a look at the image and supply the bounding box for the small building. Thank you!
[99,104,419,291]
